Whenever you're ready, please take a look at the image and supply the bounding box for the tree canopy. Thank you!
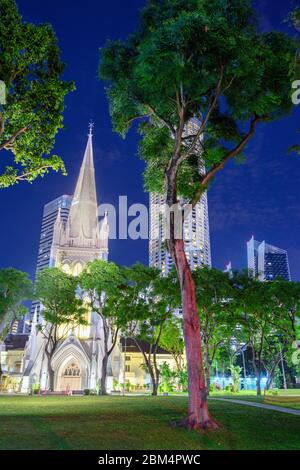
[0,267,32,337]
[80,259,125,395]
[35,267,87,391]
[100,0,297,203]
[0,0,74,188]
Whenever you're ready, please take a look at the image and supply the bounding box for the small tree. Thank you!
[35,268,86,391]
[229,365,242,393]
[114,264,177,396]
[159,316,184,372]
[0,0,74,188]
[263,280,300,390]
[0,267,32,338]
[193,267,234,393]
[80,259,125,395]
[159,362,175,393]
[100,0,297,429]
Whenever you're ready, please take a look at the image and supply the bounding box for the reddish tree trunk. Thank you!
[173,239,218,430]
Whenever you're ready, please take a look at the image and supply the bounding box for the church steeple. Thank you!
[67,122,99,245]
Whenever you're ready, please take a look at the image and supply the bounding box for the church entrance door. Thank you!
[58,361,82,392]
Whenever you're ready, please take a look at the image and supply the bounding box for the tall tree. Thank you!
[35,268,86,391]
[0,267,32,339]
[100,0,297,429]
[0,0,74,188]
[80,259,125,395]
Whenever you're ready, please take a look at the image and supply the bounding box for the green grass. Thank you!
[210,390,300,409]
[0,396,299,450]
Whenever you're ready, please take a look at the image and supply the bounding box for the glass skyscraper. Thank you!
[247,236,291,281]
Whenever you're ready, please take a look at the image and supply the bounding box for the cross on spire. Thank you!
[88,120,94,137]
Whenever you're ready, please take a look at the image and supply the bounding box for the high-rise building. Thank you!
[247,236,291,281]
[149,193,211,274]
[149,119,211,274]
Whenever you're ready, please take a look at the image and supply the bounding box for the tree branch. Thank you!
[0,126,30,152]
[190,115,265,207]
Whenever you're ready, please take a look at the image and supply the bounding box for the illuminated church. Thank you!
[0,126,177,394]
[21,125,117,393]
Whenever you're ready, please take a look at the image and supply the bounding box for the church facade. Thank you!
[0,127,176,394]
[20,126,118,394]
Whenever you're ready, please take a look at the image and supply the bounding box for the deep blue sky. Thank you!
[1,0,300,280]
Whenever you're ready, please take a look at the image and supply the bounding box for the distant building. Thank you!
[149,118,211,275]
[247,236,291,281]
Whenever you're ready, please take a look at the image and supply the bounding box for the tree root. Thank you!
[172,416,220,432]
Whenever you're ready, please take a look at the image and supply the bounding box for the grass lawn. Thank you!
[0,395,299,450]
[210,390,300,410]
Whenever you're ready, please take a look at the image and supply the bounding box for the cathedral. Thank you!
[0,126,175,394]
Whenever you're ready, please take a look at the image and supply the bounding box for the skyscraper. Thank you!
[149,119,211,274]
[247,236,291,281]
[149,193,211,274]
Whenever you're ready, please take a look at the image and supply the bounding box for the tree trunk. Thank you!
[147,361,158,396]
[173,239,218,430]
[48,362,55,392]
[151,378,158,396]
[256,370,261,396]
[99,318,110,395]
[264,360,279,391]
[204,342,211,395]
[100,355,108,395]
[205,365,211,396]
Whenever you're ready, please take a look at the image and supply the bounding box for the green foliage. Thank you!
[0,0,74,188]
[80,259,125,319]
[35,268,86,327]
[0,267,32,337]
[112,379,120,391]
[193,267,235,374]
[229,365,242,393]
[100,0,297,202]
[175,367,188,392]
[158,362,175,393]
[110,264,178,340]
[125,380,132,392]
[159,316,184,369]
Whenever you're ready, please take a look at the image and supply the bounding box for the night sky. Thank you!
[1,0,300,280]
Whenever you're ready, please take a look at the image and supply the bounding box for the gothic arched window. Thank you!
[64,362,81,377]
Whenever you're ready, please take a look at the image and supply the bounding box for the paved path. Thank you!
[209,397,300,416]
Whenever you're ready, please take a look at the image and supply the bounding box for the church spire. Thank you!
[67,123,99,244]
